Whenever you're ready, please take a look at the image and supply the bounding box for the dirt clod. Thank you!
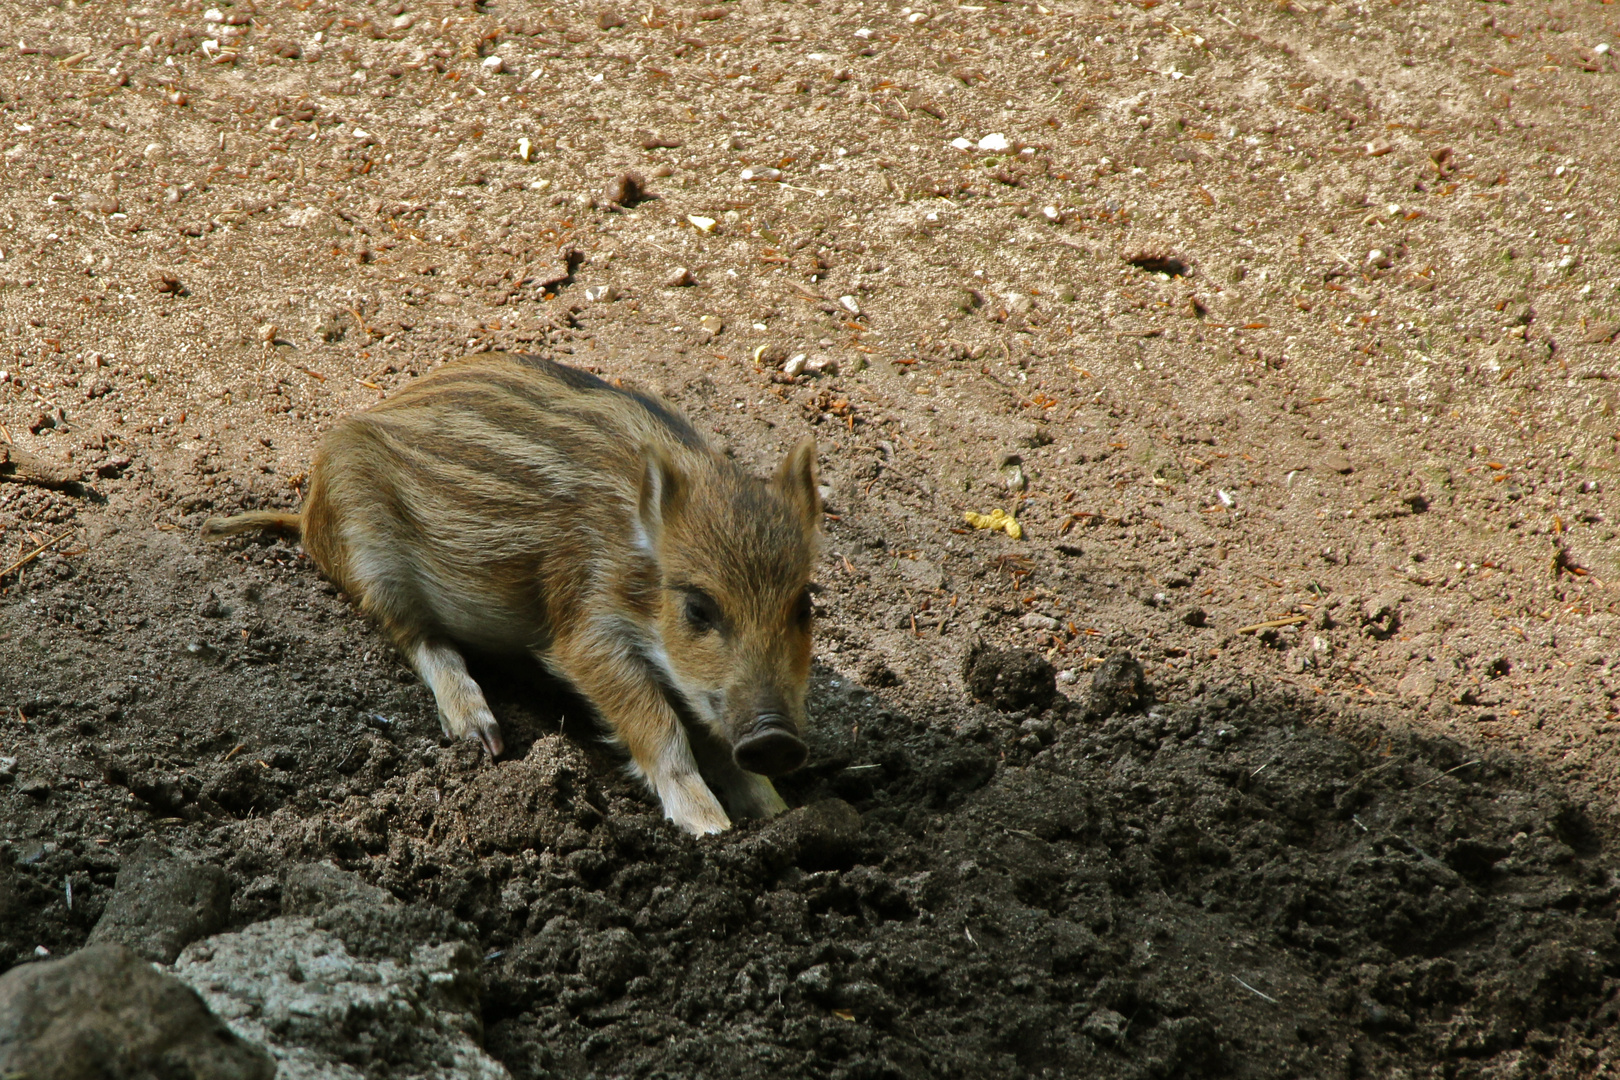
[1084,651,1152,720]
[963,641,1057,712]
[86,842,230,964]
[604,170,645,208]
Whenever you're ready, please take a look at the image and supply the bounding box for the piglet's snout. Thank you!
[732,713,808,777]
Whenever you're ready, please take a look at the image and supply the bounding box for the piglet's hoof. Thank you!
[733,715,807,777]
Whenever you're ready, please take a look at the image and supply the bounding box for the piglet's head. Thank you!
[639,438,821,776]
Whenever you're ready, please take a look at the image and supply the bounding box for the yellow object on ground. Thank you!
[963,508,1022,540]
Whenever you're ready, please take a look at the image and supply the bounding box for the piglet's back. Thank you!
[300,354,708,647]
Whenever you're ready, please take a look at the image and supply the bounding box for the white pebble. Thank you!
[517,137,532,162]
[1019,612,1060,631]
[482,55,505,72]
[740,167,782,182]
[977,133,1010,152]
[783,354,808,377]
[687,215,716,234]
[949,137,973,151]
[839,295,861,315]
[203,7,224,22]
[1596,43,1611,55]
[854,27,874,38]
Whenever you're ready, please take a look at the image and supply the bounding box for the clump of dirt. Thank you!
[963,642,1058,713]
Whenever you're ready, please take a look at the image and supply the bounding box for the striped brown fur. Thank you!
[203,353,821,834]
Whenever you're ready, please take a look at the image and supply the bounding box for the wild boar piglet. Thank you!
[203,353,822,835]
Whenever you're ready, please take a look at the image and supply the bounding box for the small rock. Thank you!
[0,944,274,1080]
[1019,612,1059,632]
[699,314,724,336]
[517,136,533,162]
[1362,592,1402,639]
[977,133,1011,152]
[804,354,838,376]
[687,214,716,234]
[605,170,645,207]
[1084,652,1151,721]
[596,10,626,29]
[782,353,808,377]
[88,842,232,964]
[481,54,505,73]
[1083,1008,1129,1046]
[583,285,617,303]
[950,137,974,150]
[665,266,697,288]
[1180,606,1208,628]
[150,271,181,294]
[1319,454,1354,474]
[838,294,861,316]
[1015,423,1053,448]
[740,166,782,182]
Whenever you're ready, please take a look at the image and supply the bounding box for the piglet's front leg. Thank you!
[547,638,731,835]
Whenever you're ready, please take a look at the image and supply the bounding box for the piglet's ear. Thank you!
[637,445,686,551]
[773,437,821,530]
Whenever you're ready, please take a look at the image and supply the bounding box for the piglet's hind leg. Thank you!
[411,639,505,757]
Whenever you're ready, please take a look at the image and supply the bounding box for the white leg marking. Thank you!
[411,640,504,757]
[643,728,731,835]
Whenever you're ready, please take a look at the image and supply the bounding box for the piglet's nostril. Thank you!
[732,713,807,777]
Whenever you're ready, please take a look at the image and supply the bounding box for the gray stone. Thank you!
[175,917,509,1080]
[0,943,274,1080]
[88,841,232,963]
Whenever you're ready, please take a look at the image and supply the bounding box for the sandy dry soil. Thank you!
[2,0,1620,1075]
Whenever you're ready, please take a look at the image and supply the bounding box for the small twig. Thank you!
[0,529,74,580]
[1236,615,1308,634]
[0,421,11,444]
[222,742,247,762]
[1250,753,1280,779]
[1229,974,1279,1004]
[1412,759,1483,790]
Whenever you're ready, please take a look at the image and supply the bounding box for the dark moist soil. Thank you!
[2,530,1617,1078]
[4,0,1620,1075]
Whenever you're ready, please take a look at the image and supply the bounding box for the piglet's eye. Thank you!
[683,590,721,634]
